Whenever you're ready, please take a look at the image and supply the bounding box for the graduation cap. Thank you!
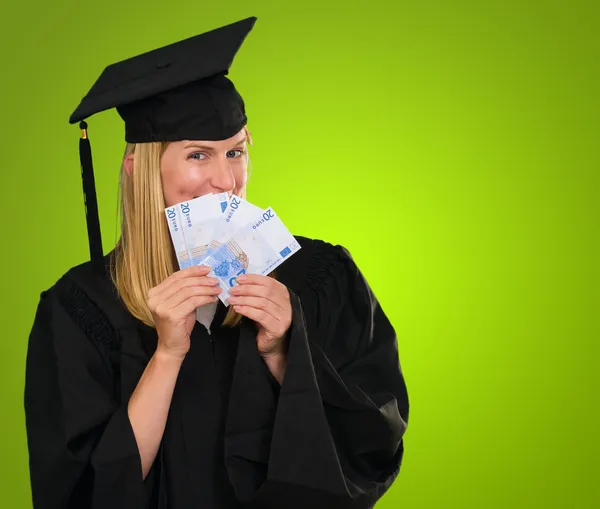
[69,16,257,274]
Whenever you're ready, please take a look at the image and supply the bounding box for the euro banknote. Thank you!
[178,192,229,266]
[164,205,191,269]
[207,195,263,257]
[201,206,301,304]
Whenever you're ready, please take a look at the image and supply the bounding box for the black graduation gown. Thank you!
[24,236,410,509]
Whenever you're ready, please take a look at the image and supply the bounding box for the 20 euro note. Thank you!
[202,206,301,304]
[206,195,263,257]
[178,192,229,266]
[164,205,191,269]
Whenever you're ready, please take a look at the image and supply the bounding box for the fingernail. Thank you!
[237,275,247,281]
[208,277,218,284]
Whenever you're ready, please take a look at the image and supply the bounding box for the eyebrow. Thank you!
[184,136,247,151]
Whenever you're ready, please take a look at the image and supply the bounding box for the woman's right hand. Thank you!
[147,265,221,359]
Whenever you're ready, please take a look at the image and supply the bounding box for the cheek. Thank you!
[177,169,210,188]
[162,163,211,204]
[233,165,249,187]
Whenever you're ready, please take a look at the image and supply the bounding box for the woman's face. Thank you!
[160,128,249,207]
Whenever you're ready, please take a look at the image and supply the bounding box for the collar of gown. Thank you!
[196,300,219,334]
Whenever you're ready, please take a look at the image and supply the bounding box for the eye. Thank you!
[188,152,207,161]
[227,149,246,158]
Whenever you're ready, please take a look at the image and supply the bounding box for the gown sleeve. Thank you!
[24,277,154,509]
[224,242,410,509]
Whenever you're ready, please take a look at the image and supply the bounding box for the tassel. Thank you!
[79,121,105,274]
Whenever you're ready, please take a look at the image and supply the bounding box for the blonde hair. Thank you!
[110,140,245,328]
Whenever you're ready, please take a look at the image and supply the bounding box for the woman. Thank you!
[24,16,409,509]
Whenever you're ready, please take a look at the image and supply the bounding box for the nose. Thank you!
[209,156,236,194]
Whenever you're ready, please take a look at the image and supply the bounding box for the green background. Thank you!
[1,0,598,507]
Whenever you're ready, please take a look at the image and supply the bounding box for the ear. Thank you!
[243,125,253,146]
[124,153,134,176]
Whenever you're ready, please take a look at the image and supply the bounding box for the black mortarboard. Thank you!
[68,16,257,273]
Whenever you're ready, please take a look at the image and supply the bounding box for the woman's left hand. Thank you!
[227,274,292,357]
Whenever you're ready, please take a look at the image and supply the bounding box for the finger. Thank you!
[149,265,211,299]
[168,294,221,321]
[231,281,288,309]
[231,283,270,298]
[235,274,287,298]
[227,295,282,319]
[235,273,274,287]
[164,284,221,310]
[152,284,221,314]
[233,304,282,332]
[157,275,220,301]
[149,265,212,299]
[149,275,219,311]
